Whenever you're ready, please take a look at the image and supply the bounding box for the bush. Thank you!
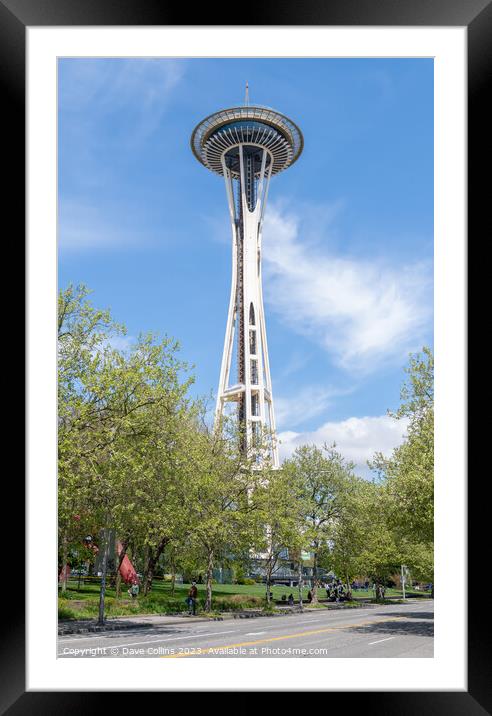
[236,577,256,585]
[58,603,78,620]
[59,590,79,600]
[212,594,263,611]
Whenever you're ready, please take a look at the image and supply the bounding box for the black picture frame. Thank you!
[6,0,481,710]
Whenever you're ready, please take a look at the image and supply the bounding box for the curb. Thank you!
[58,614,225,635]
[58,622,150,636]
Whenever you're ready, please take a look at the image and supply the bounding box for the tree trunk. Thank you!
[345,573,352,601]
[204,549,214,612]
[311,549,319,603]
[265,560,272,604]
[60,533,68,593]
[115,539,128,598]
[142,544,150,594]
[298,559,304,610]
[144,536,168,596]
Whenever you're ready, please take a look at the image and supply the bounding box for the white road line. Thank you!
[245,632,266,636]
[59,625,238,643]
[59,629,239,652]
[368,637,396,645]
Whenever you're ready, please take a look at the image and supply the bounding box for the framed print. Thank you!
[3,0,484,708]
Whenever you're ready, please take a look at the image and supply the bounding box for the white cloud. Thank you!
[278,414,409,478]
[107,334,135,354]
[262,202,432,372]
[274,384,353,431]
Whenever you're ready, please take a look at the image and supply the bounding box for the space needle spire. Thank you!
[191,96,303,467]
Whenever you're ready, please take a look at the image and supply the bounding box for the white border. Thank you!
[27,26,466,691]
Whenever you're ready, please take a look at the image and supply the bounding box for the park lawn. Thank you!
[58,579,430,620]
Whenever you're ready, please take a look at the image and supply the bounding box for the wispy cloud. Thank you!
[278,414,408,478]
[262,201,432,373]
[59,58,185,142]
[58,199,150,251]
[274,384,353,431]
[58,60,187,252]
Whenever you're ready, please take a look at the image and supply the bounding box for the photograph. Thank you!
[56,56,435,661]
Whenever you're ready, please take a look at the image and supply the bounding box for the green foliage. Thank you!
[58,604,78,620]
[370,347,433,545]
[367,347,434,585]
[282,444,356,600]
[58,285,434,619]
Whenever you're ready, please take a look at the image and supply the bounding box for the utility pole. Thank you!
[97,528,110,626]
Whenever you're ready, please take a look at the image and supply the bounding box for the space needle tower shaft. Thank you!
[191,90,303,467]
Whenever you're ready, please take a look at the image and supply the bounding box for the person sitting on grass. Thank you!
[128,580,139,599]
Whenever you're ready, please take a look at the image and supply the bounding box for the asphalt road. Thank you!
[58,600,433,658]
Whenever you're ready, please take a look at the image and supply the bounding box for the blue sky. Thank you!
[58,57,433,477]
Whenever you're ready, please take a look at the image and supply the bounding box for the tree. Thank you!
[58,285,195,620]
[58,285,124,591]
[356,482,403,601]
[370,347,434,546]
[282,444,355,603]
[177,416,262,612]
[254,467,305,604]
[322,475,372,599]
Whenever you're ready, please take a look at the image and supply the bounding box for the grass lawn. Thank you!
[58,579,431,621]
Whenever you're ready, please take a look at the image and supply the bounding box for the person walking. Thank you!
[187,581,198,615]
[288,593,294,606]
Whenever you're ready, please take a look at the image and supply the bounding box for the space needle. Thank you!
[191,86,303,467]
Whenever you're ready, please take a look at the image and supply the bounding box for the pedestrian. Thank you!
[326,585,331,599]
[307,589,313,603]
[288,593,294,606]
[128,580,139,599]
[187,581,198,615]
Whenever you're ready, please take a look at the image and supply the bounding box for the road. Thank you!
[58,600,433,658]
